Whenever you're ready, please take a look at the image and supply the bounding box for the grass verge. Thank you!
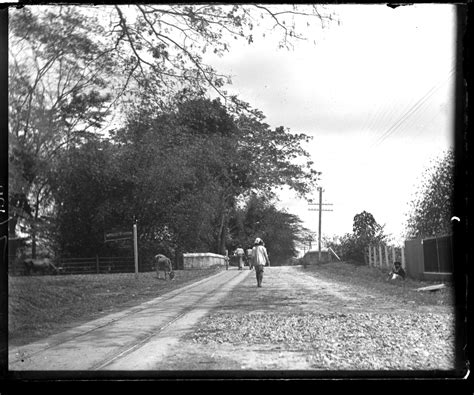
[8,267,223,347]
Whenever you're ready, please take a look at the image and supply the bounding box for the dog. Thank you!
[154,254,175,280]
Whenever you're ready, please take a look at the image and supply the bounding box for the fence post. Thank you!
[367,246,371,266]
[379,244,383,268]
[401,246,406,269]
[391,246,396,264]
[384,245,389,268]
[96,255,100,274]
[133,223,138,279]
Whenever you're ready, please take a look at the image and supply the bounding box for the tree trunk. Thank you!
[31,194,41,259]
[216,211,226,255]
[219,216,227,255]
[174,245,183,270]
[31,223,37,258]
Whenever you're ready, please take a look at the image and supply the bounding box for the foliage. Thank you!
[49,138,120,257]
[405,150,454,239]
[8,5,330,258]
[325,211,386,263]
[80,4,336,108]
[228,194,310,265]
[8,6,115,256]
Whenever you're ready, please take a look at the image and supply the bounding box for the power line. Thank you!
[371,67,454,148]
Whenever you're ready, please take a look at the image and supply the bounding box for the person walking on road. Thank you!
[252,238,270,287]
[246,248,253,270]
[235,246,245,270]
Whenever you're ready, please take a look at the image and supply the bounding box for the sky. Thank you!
[205,3,457,250]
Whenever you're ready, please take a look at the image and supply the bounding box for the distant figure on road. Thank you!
[387,261,406,281]
[252,238,270,287]
[235,246,245,270]
[246,248,253,270]
[154,254,174,280]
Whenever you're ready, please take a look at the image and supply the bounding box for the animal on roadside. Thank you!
[154,254,175,280]
[23,258,60,276]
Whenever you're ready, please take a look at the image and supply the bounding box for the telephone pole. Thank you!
[308,187,333,261]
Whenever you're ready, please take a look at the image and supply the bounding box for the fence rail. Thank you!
[8,256,155,276]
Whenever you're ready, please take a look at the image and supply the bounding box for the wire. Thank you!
[370,67,454,148]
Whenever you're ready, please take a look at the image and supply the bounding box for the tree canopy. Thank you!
[325,211,387,264]
[405,150,454,239]
[8,5,333,260]
[229,194,310,265]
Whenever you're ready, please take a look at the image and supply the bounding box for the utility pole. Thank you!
[308,187,333,261]
[133,217,138,279]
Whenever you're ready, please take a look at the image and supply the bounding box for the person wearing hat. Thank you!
[235,246,245,270]
[252,237,270,287]
[246,247,253,270]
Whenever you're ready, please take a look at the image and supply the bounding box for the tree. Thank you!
[325,211,386,264]
[110,96,319,254]
[9,5,332,257]
[49,138,119,256]
[89,4,336,107]
[405,149,454,238]
[10,5,337,113]
[229,194,309,265]
[9,6,115,256]
[353,211,386,246]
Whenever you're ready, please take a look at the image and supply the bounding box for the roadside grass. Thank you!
[8,267,223,347]
[298,261,455,307]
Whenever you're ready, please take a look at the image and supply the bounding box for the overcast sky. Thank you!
[206,3,456,249]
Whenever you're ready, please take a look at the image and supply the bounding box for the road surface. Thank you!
[8,266,455,372]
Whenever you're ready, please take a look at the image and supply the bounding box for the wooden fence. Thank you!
[9,256,155,276]
[59,256,135,275]
[365,245,406,270]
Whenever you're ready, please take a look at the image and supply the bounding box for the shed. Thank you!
[404,235,453,281]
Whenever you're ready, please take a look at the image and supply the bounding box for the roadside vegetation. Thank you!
[8,267,223,347]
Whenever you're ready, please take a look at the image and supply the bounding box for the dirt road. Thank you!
[8,265,456,372]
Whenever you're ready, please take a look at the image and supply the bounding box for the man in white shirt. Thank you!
[235,246,245,270]
[251,238,270,287]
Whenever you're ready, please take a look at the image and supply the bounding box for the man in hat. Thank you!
[252,237,270,287]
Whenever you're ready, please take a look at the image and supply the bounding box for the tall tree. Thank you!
[9,6,114,256]
[9,5,333,257]
[405,150,454,238]
[325,211,386,263]
[105,97,319,258]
